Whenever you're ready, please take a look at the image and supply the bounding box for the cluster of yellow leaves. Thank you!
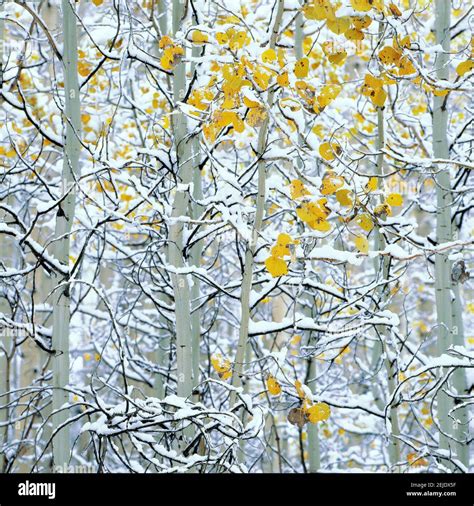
[296,198,331,232]
[267,376,282,396]
[187,88,214,115]
[313,84,342,114]
[159,36,184,70]
[303,0,376,43]
[361,73,387,107]
[378,38,415,78]
[290,380,331,425]
[211,353,232,380]
[216,27,250,51]
[265,233,294,277]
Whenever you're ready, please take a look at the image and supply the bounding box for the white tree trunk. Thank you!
[168,0,193,400]
[51,0,81,468]
[433,0,456,464]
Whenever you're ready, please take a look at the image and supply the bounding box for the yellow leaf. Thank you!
[159,35,174,49]
[365,176,378,192]
[345,28,364,41]
[378,46,402,66]
[92,0,103,5]
[456,60,474,77]
[277,72,290,87]
[320,172,344,195]
[319,141,341,161]
[290,179,311,199]
[267,376,282,396]
[388,3,402,16]
[356,213,374,232]
[335,188,353,206]
[211,354,232,380]
[306,402,331,423]
[387,193,403,206]
[350,0,372,12]
[294,58,309,78]
[352,15,371,29]
[191,30,209,44]
[265,256,288,277]
[354,236,369,253]
[262,48,277,63]
[327,17,351,35]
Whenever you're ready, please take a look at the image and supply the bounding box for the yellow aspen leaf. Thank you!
[320,172,344,195]
[378,46,402,66]
[407,452,428,467]
[303,0,335,20]
[191,30,209,44]
[291,334,302,345]
[365,176,378,192]
[276,233,293,246]
[335,188,353,206]
[265,256,288,277]
[159,35,174,49]
[352,15,371,29]
[290,179,311,199]
[261,48,277,63]
[398,55,415,76]
[319,141,339,161]
[432,88,449,97]
[216,32,228,45]
[327,17,351,35]
[277,72,290,87]
[372,87,387,107]
[267,376,282,396]
[356,213,374,232]
[388,3,402,16]
[92,0,103,5]
[387,193,403,206]
[354,236,369,253]
[306,402,331,423]
[328,50,347,65]
[211,354,232,380]
[294,58,309,78]
[345,28,364,41]
[456,60,474,76]
[78,61,91,77]
[350,0,372,12]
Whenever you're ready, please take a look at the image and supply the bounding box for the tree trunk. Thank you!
[51,0,81,468]
[230,0,285,407]
[168,0,193,400]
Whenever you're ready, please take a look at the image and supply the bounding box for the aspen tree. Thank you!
[51,0,81,468]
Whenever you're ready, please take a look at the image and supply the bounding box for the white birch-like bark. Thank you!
[168,0,193,400]
[51,0,81,468]
[433,0,454,457]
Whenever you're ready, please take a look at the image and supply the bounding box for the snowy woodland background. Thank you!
[0,0,473,474]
